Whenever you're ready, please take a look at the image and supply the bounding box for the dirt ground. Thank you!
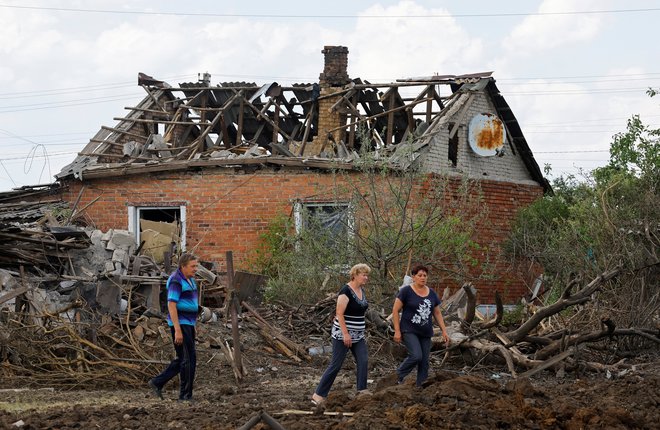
[1,319,658,430]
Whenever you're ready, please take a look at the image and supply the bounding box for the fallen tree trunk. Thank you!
[505,266,623,343]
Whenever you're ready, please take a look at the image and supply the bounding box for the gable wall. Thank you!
[423,90,538,186]
[62,168,542,303]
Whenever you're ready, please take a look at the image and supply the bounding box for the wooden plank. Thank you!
[124,106,172,116]
[275,410,355,417]
[448,93,475,139]
[0,232,89,249]
[0,286,28,305]
[188,92,242,159]
[140,85,167,112]
[299,109,315,155]
[226,251,244,382]
[112,117,207,126]
[386,89,397,145]
[163,107,185,143]
[272,101,280,145]
[426,86,434,123]
[348,93,359,149]
[100,125,146,140]
[65,185,85,225]
[242,301,310,361]
[235,98,245,147]
[243,100,292,142]
[492,327,524,355]
[271,143,296,157]
[326,96,434,135]
[518,348,574,379]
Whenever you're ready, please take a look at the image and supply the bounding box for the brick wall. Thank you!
[61,167,542,303]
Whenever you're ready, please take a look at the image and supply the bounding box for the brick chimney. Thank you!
[305,46,350,156]
[319,46,350,87]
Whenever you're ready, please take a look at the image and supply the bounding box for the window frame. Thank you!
[293,200,354,245]
[127,205,187,251]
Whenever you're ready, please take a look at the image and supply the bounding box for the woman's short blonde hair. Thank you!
[349,263,371,280]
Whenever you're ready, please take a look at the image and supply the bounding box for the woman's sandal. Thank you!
[311,394,325,407]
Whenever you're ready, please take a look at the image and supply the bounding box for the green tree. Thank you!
[507,90,659,343]
[250,142,487,304]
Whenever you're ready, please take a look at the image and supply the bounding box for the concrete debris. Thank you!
[239,144,268,158]
[210,150,238,159]
[0,195,232,390]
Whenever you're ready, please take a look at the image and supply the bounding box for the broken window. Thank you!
[448,123,458,167]
[128,205,186,263]
[294,202,353,250]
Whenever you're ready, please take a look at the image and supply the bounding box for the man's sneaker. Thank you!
[177,398,195,403]
[148,380,163,400]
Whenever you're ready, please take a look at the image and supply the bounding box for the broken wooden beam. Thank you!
[518,348,574,379]
[0,286,28,305]
[226,251,245,382]
[242,301,311,362]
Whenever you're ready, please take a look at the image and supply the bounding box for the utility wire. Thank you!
[535,150,609,153]
[525,115,660,126]
[0,85,653,115]
[1,4,658,18]
[0,132,92,140]
[497,72,660,81]
[0,160,17,187]
[0,72,657,100]
[0,96,138,113]
[0,151,77,162]
[0,74,196,97]
[1,92,140,109]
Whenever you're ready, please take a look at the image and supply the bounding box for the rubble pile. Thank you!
[0,196,227,387]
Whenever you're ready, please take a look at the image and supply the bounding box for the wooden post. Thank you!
[426,86,433,123]
[299,109,315,155]
[65,185,86,225]
[226,251,244,381]
[386,89,396,146]
[348,93,358,149]
[16,266,27,315]
[236,98,245,147]
[272,100,280,145]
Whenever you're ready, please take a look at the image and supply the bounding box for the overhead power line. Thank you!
[0,131,92,140]
[534,150,609,154]
[1,4,658,18]
[0,95,138,114]
[497,72,660,81]
[0,72,657,101]
[524,115,660,126]
[0,74,196,98]
[0,151,77,162]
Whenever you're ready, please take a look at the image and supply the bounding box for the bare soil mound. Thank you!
[1,353,657,429]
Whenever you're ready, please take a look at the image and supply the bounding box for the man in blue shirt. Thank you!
[149,253,199,401]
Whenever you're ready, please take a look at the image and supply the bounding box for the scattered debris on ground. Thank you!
[1,192,658,429]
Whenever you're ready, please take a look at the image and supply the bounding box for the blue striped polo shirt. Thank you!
[166,269,199,327]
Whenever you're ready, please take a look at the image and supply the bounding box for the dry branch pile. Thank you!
[437,268,660,378]
[0,196,182,387]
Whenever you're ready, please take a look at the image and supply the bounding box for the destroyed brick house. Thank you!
[47,45,549,304]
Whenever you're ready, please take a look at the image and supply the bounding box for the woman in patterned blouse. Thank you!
[392,264,450,386]
[312,263,371,405]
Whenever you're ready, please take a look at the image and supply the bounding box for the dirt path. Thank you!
[1,347,658,430]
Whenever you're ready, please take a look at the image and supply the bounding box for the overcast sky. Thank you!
[1,0,658,191]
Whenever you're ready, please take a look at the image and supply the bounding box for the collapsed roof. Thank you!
[56,47,548,192]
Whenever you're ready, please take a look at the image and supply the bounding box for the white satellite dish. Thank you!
[468,113,505,157]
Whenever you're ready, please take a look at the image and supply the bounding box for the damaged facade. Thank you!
[52,46,548,303]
